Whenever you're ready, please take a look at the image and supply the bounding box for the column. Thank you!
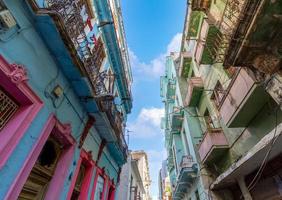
[237,176,253,200]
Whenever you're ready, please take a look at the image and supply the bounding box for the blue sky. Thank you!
[121,0,186,199]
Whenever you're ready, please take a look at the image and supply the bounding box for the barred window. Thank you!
[0,87,19,130]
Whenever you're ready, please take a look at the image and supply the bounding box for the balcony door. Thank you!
[18,137,62,200]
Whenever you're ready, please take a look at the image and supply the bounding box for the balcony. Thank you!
[43,0,103,79]
[198,129,229,164]
[167,149,175,172]
[99,100,124,138]
[266,73,282,107]
[173,155,198,199]
[184,77,204,107]
[191,0,211,13]
[200,25,222,65]
[170,107,183,132]
[187,11,204,39]
[167,79,176,103]
[219,68,269,127]
[179,52,193,78]
[195,19,209,65]
[160,76,167,98]
[223,0,282,75]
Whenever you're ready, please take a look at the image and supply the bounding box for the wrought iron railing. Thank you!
[99,99,127,152]
[215,0,247,63]
[180,155,194,169]
[44,0,109,97]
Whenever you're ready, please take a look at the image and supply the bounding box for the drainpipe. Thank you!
[237,176,253,200]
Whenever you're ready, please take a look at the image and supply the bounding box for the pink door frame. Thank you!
[106,180,116,200]
[5,114,76,200]
[67,149,96,200]
[0,55,43,169]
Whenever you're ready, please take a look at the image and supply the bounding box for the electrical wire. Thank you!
[247,106,280,191]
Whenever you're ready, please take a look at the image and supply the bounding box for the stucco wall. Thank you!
[0,0,120,199]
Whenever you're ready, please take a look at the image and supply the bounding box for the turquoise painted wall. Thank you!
[0,0,120,199]
[162,56,207,199]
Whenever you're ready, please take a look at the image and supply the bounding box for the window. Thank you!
[19,137,62,199]
[0,87,19,130]
[71,164,86,200]
[0,1,17,30]
[107,184,115,200]
[68,150,95,200]
[211,81,224,107]
[6,115,76,200]
[195,190,200,200]
[204,109,215,130]
[0,56,43,169]
[94,175,105,200]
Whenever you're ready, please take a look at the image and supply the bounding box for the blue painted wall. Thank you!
[0,0,122,199]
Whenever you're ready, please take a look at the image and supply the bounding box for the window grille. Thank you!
[0,88,19,130]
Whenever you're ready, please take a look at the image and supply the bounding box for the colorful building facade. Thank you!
[161,0,282,199]
[0,0,132,199]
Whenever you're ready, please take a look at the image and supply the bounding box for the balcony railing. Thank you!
[219,68,269,127]
[167,79,176,103]
[194,19,209,65]
[222,0,282,75]
[191,0,211,13]
[170,107,183,132]
[200,25,222,65]
[215,0,248,64]
[99,99,127,153]
[178,52,193,78]
[179,155,195,169]
[44,0,110,97]
[173,155,198,199]
[187,11,204,39]
[184,77,204,107]
[198,128,229,164]
[194,19,223,66]
[167,150,175,172]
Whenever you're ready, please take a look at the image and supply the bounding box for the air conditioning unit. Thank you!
[0,9,16,29]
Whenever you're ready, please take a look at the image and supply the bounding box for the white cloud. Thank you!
[128,107,164,139]
[129,33,182,79]
[166,33,183,54]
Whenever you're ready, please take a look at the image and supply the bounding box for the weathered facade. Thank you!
[131,151,152,200]
[117,151,146,200]
[161,52,207,200]
[0,0,132,199]
[162,0,282,199]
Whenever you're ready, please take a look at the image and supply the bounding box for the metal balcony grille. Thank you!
[215,0,247,63]
[0,88,18,130]
[45,0,109,97]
